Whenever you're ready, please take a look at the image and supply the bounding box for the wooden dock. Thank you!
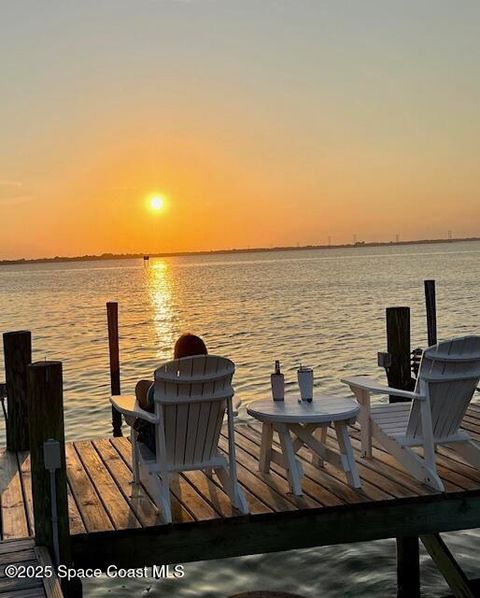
[0,538,62,597]
[3,407,480,571]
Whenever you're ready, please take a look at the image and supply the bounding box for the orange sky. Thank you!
[1,1,479,259]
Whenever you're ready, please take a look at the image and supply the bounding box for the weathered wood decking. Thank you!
[3,406,480,570]
[0,538,62,597]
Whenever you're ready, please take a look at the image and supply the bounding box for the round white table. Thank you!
[247,396,361,495]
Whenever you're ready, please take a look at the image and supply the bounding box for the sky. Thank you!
[1,0,479,259]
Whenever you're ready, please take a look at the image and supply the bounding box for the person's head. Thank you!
[174,333,208,359]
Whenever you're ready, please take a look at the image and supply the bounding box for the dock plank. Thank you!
[0,539,50,598]
[184,468,271,516]
[0,589,45,598]
[241,424,367,505]
[246,422,394,502]
[112,437,219,522]
[232,427,344,507]
[0,538,34,556]
[351,426,461,497]
[349,424,474,493]
[16,453,34,537]
[0,547,35,565]
[181,470,243,518]
[346,426,465,494]
[92,438,189,526]
[0,576,44,594]
[219,433,322,510]
[64,444,113,533]
[459,418,480,440]
[0,450,29,540]
[74,440,141,531]
[66,488,86,536]
[217,435,299,512]
[345,431,454,494]
[34,545,64,598]
[16,452,85,537]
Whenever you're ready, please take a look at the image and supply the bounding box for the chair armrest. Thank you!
[110,395,159,424]
[341,376,425,401]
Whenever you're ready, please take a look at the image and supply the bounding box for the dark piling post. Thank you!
[385,308,420,596]
[385,307,415,402]
[424,280,437,346]
[107,302,123,437]
[3,330,32,451]
[397,536,420,598]
[27,362,70,566]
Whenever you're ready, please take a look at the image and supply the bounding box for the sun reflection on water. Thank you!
[145,259,177,360]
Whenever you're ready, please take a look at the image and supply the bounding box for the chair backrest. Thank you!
[153,355,235,467]
[406,336,480,440]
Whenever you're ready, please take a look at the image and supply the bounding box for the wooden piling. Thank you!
[385,308,421,595]
[385,307,415,402]
[27,361,70,565]
[3,330,32,451]
[424,280,437,347]
[396,536,420,598]
[107,302,123,437]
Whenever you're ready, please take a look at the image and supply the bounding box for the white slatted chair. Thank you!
[111,355,248,522]
[342,336,480,492]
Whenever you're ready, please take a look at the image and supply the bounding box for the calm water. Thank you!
[1,241,480,597]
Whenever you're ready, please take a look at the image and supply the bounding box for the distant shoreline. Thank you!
[1,236,479,266]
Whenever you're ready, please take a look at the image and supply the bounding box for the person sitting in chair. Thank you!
[134,333,208,453]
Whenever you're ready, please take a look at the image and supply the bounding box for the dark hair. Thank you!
[174,333,208,359]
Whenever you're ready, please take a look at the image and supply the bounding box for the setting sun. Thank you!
[149,195,166,212]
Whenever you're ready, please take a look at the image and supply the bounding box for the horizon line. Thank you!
[1,235,479,266]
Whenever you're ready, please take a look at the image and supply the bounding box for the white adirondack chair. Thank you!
[342,335,480,492]
[111,355,249,522]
